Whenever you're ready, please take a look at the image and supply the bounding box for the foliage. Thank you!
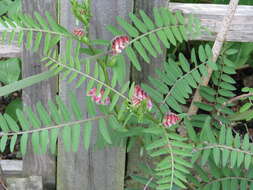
[0,58,20,85]
[0,0,21,17]
[0,2,253,190]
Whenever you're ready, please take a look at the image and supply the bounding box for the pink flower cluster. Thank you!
[111,36,129,55]
[131,85,152,111]
[73,28,85,37]
[87,88,110,105]
[162,113,180,128]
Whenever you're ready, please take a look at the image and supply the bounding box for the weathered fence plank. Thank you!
[0,160,22,174]
[21,1,57,189]
[2,3,253,58]
[0,44,21,58]
[57,1,132,190]
[126,0,168,189]
[6,176,42,190]
[169,3,253,42]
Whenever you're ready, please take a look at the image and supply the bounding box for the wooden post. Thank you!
[21,1,57,189]
[57,1,132,190]
[126,0,168,189]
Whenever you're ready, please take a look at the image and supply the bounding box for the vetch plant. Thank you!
[0,0,253,189]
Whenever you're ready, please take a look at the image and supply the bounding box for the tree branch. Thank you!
[224,92,253,105]
[187,0,239,115]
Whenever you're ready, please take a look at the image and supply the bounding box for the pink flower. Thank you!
[111,36,129,55]
[73,28,85,37]
[162,113,180,128]
[131,85,152,111]
[87,88,110,105]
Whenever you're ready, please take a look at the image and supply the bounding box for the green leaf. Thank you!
[117,16,139,37]
[40,130,49,153]
[171,26,183,43]
[139,10,155,30]
[149,33,162,54]
[0,135,8,152]
[179,53,190,72]
[140,36,157,57]
[221,74,236,84]
[83,121,92,150]
[225,49,238,55]
[0,58,20,85]
[157,30,170,48]
[194,102,213,112]
[5,98,22,121]
[31,132,40,153]
[62,126,71,152]
[242,134,250,151]
[164,28,176,46]
[175,11,185,24]
[213,148,220,166]
[129,13,147,33]
[133,41,150,63]
[26,31,33,49]
[20,134,28,156]
[166,96,182,113]
[153,7,163,27]
[34,11,49,29]
[4,114,19,132]
[240,103,251,113]
[99,119,112,144]
[125,46,141,71]
[198,45,207,62]
[44,33,51,54]
[106,25,125,36]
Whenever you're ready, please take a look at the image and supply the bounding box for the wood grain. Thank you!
[126,0,168,189]
[1,3,253,58]
[57,1,132,190]
[0,44,21,58]
[21,0,57,189]
[169,3,253,42]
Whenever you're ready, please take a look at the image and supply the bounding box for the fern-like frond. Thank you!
[43,51,132,112]
[0,93,117,155]
[107,8,202,71]
[145,127,193,190]
[0,12,73,53]
[188,161,253,190]
[192,124,253,170]
[141,44,216,114]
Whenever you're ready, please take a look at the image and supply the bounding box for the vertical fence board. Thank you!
[21,0,57,189]
[126,0,168,189]
[57,1,132,190]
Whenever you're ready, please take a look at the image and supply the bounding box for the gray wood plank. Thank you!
[21,1,57,189]
[0,44,21,58]
[6,176,42,190]
[126,0,168,189]
[169,3,253,42]
[2,3,253,58]
[57,1,132,190]
[1,160,22,173]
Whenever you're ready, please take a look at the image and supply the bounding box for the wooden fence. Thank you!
[0,1,253,190]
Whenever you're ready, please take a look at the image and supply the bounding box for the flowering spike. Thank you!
[87,88,110,105]
[162,112,180,128]
[111,35,129,55]
[73,28,85,37]
[131,85,152,111]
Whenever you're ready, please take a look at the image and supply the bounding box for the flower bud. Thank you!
[162,113,180,128]
[131,85,152,111]
[111,36,129,55]
[73,28,85,37]
[87,88,110,105]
